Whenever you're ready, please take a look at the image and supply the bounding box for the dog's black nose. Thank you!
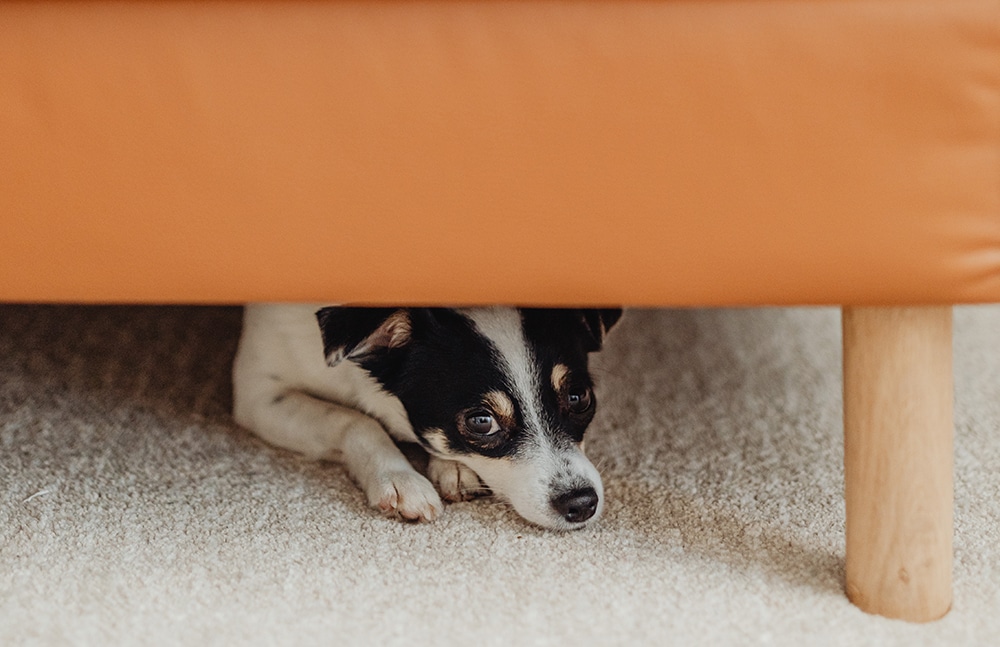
[551,487,599,523]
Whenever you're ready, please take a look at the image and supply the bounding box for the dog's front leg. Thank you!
[427,456,486,502]
[235,391,443,522]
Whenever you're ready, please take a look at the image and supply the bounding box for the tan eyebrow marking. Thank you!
[483,390,516,422]
[551,363,570,392]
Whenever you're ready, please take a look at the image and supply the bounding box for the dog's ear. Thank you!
[578,308,623,352]
[522,308,623,353]
[315,307,412,367]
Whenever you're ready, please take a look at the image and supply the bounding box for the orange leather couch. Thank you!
[3,0,998,623]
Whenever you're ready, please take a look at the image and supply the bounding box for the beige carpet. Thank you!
[1,305,998,645]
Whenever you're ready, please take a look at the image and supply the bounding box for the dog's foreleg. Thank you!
[427,456,487,502]
[236,391,442,521]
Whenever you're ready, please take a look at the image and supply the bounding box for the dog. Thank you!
[232,305,620,530]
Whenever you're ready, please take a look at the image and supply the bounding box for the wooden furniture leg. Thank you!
[842,306,953,622]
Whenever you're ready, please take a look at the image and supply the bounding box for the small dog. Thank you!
[233,305,620,530]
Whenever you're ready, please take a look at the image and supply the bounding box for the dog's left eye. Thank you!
[466,413,500,436]
[566,387,593,414]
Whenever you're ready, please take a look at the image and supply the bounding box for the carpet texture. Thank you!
[1,305,998,645]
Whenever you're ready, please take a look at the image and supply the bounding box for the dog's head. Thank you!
[315,306,621,530]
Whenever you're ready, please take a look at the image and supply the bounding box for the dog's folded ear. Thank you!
[579,308,623,352]
[315,307,412,367]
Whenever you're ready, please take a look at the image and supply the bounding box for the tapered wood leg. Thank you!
[842,306,953,622]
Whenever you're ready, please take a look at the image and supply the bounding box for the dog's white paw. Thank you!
[367,470,443,522]
[427,456,486,502]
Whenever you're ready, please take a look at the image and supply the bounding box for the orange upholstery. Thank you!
[2,0,998,306]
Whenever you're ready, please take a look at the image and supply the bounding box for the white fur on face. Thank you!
[460,307,547,436]
[460,446,604,530]
[457,307,603,529]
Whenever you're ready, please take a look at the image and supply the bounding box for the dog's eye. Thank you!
[566,387,593,414]
[466,413,500,436]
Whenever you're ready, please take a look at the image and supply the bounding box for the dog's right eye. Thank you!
[566,387,594,415]
[465,413,500,436]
